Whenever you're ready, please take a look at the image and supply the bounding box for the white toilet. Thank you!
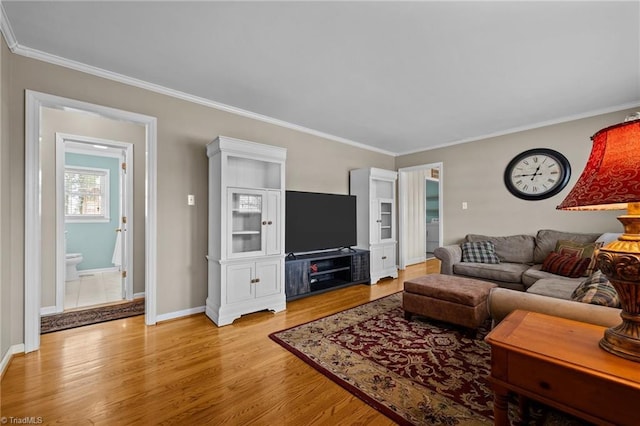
[65,253,84,281]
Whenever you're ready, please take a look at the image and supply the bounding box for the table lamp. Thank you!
[557,114,640,361]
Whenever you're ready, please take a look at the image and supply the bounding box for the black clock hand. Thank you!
[514,171,543,178]
[530,165,541,181]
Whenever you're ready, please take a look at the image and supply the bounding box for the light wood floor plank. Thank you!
[2,260,439,425]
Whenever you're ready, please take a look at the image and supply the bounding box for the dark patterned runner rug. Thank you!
[269,292,589,426]
[41,298,145,333]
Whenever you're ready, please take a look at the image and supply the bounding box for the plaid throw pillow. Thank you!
[571,271,620,308]
[541,251,591,278]
[461,241,500,264]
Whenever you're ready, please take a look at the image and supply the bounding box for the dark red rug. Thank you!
[269,292,589,425]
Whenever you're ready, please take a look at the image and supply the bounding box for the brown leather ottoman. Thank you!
[403,274,497,329]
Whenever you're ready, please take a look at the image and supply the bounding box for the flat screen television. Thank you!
[285,191,357,254]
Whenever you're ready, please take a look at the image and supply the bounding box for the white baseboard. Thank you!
[133,292,145,300]
[78,266,119,275]
[1,344,25,378]
[156,305,205,323]
[40,305,58,316]
[405,256,427,267]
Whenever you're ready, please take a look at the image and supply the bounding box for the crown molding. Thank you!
[0,2,18,51]
[5,35,395,157]
[395,101,640,157]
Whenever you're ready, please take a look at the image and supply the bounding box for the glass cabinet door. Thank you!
[379,201,393,241]
[229,190,265,257]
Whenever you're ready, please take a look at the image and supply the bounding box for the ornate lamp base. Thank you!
[597,209,640,362]
[600,321,640,362]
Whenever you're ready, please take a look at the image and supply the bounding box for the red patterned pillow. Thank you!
[554,240,603,276]
[541,251,591,278]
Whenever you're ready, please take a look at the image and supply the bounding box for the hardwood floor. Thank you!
[2,260,439,425]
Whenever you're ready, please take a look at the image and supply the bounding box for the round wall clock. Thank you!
[504,148,571,200]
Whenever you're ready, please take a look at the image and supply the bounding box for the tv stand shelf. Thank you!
[285,249,370,300]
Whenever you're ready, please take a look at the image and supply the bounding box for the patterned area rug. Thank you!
[270,293,589,426]
[41,298,145,333]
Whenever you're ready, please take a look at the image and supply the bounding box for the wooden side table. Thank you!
[485,310,640,426]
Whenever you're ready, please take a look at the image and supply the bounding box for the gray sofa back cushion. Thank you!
[465,234,535,264]
[533,229,601,264]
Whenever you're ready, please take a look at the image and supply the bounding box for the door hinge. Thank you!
[122,270,127,278]
[122,216,127,224]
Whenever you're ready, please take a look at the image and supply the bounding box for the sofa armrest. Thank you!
[433,244,462,275]
[487,287,622,328]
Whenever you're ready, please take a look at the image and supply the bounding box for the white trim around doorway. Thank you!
[25,90,157,353]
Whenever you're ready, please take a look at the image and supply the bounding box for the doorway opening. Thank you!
[425,173,440,259]
[55,134,134,313]
[398,163,443,269]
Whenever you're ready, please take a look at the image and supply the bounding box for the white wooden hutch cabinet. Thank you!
[206,136,286,326]
[350,167,398,284]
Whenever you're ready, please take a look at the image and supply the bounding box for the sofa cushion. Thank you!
[465,234,535,264]
[541,252,591,278]
[527,278,580,300]
[555,240,604,276]
[571,271,621,308]
[461,241,500,264]
[522,264,584,288]
[533,229,600,264]
[453,261,530,284]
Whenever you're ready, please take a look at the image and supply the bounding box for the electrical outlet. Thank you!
[188,194,195,206]
[462,202,468,210]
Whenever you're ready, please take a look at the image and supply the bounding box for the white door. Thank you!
[265,191,281,255]
[226,262,255,304]
[370,200,380,244]
[255,259,281,298]
[378,199,394,242]
[116,150,128,299]
[228,189,266,258]
[382,244,397,270]
[370,246,384,277]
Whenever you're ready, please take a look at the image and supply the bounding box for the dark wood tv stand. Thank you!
[284,249,370,300]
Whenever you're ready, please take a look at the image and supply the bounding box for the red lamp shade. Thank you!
[557,119,640,211]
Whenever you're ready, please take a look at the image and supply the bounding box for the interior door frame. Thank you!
[25,90,158,353]
[398,162,443,269]
[55,133,135,312]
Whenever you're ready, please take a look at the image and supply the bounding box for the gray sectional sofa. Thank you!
[435,229,603,292]
[434,229,623,327]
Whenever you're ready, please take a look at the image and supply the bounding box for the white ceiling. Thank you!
[2,1,639,155]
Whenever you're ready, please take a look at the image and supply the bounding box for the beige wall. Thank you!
[395,111,633,244]
[40,108,146,307]
[3,46,394,346]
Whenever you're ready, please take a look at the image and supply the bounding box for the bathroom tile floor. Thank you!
[64,271,123,310]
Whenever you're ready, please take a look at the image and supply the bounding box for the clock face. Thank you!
[504,149,571,200]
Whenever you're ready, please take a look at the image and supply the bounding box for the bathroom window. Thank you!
[64,166,110,222]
